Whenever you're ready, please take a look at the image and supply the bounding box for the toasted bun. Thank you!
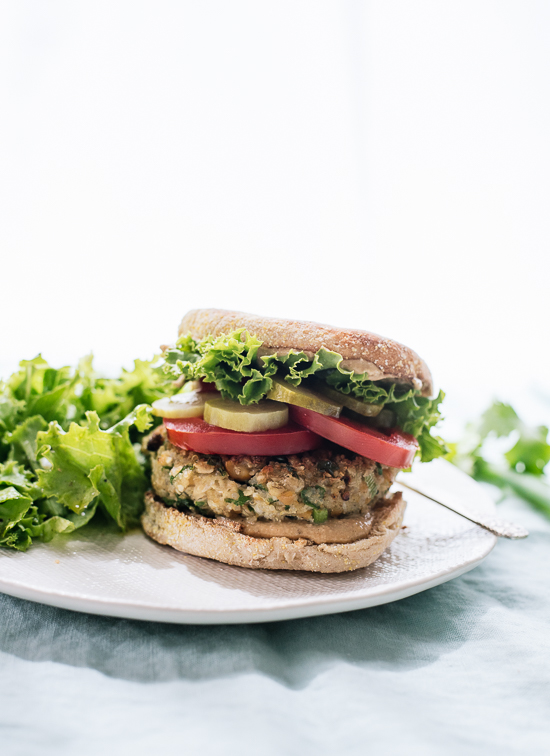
[142,491,406,573]
[178,309,432,395]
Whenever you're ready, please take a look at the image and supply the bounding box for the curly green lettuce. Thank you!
[37,405,152,530]
[165,329,447,462]
[0,460,74,551]
[0,355,174,550]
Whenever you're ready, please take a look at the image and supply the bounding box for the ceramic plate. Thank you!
[0,460,497,624]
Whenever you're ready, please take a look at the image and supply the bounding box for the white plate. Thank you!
[0,460,496,624]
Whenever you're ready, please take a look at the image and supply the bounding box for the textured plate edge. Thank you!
[0,535,496,624]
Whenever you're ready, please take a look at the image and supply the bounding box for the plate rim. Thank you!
[0,533,496,624]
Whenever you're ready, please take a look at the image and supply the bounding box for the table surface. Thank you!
[1,491,549,756]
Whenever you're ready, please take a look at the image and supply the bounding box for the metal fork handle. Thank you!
[397,481,529,539]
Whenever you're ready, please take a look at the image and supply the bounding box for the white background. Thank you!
[1,1,549,429]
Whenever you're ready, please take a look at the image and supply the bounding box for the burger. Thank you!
[141,309,445,573]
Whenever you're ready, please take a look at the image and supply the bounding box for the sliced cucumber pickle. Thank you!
[152,390,220,419]
[315,383,383,417]
[267,376,341,417]
[204,398,288,433]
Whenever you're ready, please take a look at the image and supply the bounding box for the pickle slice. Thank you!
[314,383,382,417]
[267,376,341,417]
[152,390,220,419]
[204,398,288,433]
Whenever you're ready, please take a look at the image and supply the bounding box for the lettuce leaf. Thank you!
[167,332,417,404]
[5,416,48,470]
[166,329,446,461]
[0,355,170,551]
[322,368,416,405]
[2,353,172,438]
[37,405,153,529]
[166,330,274,404]
[0,486,42,551]
[0,462,75,551]
[79,357,174,428]
[389,391,447,463]
[8,356,79,426]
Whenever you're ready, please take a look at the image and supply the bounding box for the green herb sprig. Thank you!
[448,401,550,518]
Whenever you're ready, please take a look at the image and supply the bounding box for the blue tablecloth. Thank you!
[1,494,549,756]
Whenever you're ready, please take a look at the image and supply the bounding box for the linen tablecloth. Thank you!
[1,493,548,756]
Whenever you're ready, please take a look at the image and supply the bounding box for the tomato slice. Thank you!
[164,417,323,456]
[289,405,418,468]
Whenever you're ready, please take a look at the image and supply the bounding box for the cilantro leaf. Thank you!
[504,426,550,475]
[478,402,521,440]
[224,489,252,507]
[449,400,550,519]
[300,486,326,508]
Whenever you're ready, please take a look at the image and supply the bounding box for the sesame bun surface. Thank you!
[178,309,432,395]
[142,491,406,574]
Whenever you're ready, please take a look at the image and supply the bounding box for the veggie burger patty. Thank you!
[146,425,398,523]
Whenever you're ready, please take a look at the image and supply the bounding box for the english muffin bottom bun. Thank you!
[142,489,406,574]
[142,310,445,573]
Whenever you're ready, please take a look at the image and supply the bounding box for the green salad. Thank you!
[0,356,175,551]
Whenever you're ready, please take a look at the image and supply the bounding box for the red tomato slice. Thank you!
[289,405,418,468]
[164,417,323,456]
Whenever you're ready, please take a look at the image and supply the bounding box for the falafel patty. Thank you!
[145,425,398,523]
